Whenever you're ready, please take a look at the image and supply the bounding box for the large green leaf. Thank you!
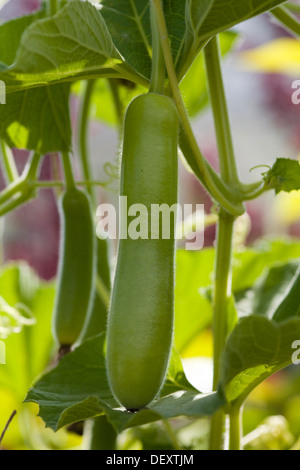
[235,262,299,319]
[14,2,119,78]
[0,11,44,67]
[4,0,288,91]
[100,0,186,80]
[178,0,288,80]
[0,83,71,153]
[25,334,224,433]
[232,238,300,292]
[1,1,145,94]
[221,259,300,406]
[0,0,147,152]
[100,0,152,81]
[273,265,300,322]
[220,316,300,405]
[0,8,71,152]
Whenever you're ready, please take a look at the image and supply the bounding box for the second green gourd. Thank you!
[106,93,179,411]
[52,187,95,349]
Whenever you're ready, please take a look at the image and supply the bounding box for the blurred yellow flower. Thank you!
[273,190,300,225]
[240,38,300,75]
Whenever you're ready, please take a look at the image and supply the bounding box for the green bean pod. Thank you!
[52,187,95,349]
[106,93,179,411]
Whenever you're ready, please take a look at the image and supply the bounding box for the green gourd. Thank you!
[106,93,179,411]
[52,187,95,349]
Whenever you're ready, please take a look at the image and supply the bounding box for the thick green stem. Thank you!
[78,80,96,203]
[46,0,59,16]
[0,142,19,183]
[179,126,241,203]
[209,211,235,450]
[0,181,23,206]
[203,34,243,450]
[149,1,165,94]
[209,411,226,450]
[25,152,41,181]
[243,183,267,201]
[204,37,266,200]
[108,79,124,130]
[0,152,40,217]
[239,180,264,195]
[229,405,243,451]
[204,36,239,185]
[0,152,40,206]
[213,215,234,385]
[271,6,300,36]
[61,152,76,190]
[84,416,117,451]
[163,419,181,450]
[0,192,34,217]
[34,179,113,189]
